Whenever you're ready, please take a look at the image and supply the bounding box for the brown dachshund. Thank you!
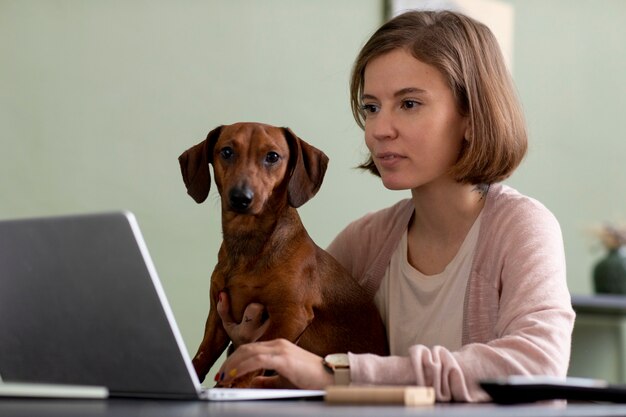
[178,122,388,386]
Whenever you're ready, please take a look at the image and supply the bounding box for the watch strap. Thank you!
[332,368,351,385]
[323,353,351,386]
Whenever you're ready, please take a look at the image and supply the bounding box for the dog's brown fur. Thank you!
[179,122,388,386]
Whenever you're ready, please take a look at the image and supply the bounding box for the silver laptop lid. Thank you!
[0,211,202,399]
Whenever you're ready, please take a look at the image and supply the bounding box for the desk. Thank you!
[570,294,626,383]
[2,398,626,417]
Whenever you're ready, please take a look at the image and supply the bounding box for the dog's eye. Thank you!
[265,152,280,165]
[219,147,234,160]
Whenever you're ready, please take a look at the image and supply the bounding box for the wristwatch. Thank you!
[322,353,351,385]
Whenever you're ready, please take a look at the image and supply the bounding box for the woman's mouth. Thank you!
[375,152,405,168]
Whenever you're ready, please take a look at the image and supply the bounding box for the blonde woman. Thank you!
[215,10,575,402]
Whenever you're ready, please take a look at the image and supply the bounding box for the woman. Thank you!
[214,10,575,402]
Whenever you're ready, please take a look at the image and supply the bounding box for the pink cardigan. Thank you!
[326,183,575,402]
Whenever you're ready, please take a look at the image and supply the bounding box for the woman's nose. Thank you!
[369,110,398,141]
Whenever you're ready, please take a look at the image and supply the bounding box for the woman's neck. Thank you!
[406,180,487,275]
[410,181,485,235]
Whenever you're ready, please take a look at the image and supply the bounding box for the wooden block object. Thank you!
[325,385,435,406]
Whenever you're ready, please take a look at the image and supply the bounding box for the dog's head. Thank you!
[178,122,329,214]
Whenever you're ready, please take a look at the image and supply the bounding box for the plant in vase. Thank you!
[593,224,626,295]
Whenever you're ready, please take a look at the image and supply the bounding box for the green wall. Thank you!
[1,0,625,382]
[504,0,626,296]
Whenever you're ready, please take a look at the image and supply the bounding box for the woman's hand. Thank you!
[216,292,269,348]
[216,338,335,390]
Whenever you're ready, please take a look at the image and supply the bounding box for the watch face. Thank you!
[325,353,349,368]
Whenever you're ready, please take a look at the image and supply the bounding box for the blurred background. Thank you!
[1,0,625,382]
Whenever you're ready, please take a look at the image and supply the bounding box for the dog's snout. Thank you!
[228,187,254,213]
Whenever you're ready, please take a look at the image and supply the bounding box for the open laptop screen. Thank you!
[0,212,200,399]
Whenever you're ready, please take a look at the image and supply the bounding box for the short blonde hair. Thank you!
[350,10,527,184]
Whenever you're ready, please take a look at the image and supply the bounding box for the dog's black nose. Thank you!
[229,188,254,213]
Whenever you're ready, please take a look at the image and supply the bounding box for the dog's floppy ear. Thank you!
[178,125,223,204]
[283,127,329,208]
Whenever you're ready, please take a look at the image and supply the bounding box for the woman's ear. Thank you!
[463,119,472,143]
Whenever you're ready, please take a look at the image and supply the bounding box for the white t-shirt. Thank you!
[374,213,482,355]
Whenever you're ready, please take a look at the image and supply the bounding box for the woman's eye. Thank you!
[361,103,379,114]
[265,152,280,164]
[219,147,234,160]
[402,100,420,110]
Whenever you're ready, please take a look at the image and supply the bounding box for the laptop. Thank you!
[0,211,324,401]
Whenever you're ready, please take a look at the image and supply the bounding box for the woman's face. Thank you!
[362,48,468,191]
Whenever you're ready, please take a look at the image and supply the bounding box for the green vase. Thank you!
[593,247,626,295]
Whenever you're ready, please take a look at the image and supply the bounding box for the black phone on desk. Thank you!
[480,376,626,404]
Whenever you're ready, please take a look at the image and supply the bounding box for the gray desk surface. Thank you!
[2,398,626,417]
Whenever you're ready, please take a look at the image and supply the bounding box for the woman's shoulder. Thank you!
[327,199,410,256]
[485,183,560,229]
[479,183,563,257]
